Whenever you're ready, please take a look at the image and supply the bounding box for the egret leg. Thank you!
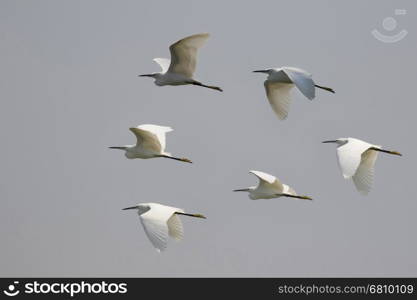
[175,212,206,219]
[370,147,402,156]
[281,193,313,200]
[314,84,335,94]
[158,155,193,163]
[189,81,223,92]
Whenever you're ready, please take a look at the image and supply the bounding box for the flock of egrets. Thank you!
[110,33,402,252]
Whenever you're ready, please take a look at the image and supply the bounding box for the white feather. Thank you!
[264,81,294,120]
[153,58,170,74]
[336,138,374,179]
[352,148,379,195]
[130,124,173,153]
[168,33,210,78]
[282,67,315,100]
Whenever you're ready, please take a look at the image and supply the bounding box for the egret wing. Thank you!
[130,124,172,153]
[140,215,169,252]
[168,33,210,78]
[130,127,161,153]
[167,212,184,241]
[137,124,173,152]
[153,58,171,74]
[336,139,372,179]
[139,205,178,252]
[352,148,379,195]
[249,170,284,191]
[264,81,294,120]
[282,67,315,100]
[284,184,297,196]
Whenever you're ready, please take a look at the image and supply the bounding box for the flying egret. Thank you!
[233,170,312,200]
[322,137,402,194]
[109,124,192,163]
[139,33,223,92]
[253,67,335,120]
[123,202,206,252]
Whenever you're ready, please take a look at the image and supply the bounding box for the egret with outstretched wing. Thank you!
[123,202,206,252]
[139,33,222,92]
[253,67,334,120]
[234,170,312,200]
[323,137,402,194]
[109,124,192,163]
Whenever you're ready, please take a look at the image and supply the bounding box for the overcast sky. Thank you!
[1,0,416,277]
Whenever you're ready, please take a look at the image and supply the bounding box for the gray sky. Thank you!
[1,0,416,277]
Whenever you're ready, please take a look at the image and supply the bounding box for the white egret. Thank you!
[123,202,206,252]
[234,170,312,200]
[253,67,334,120]
[139,33,223,92]
[109,124,192,163]
[322,137,402,194]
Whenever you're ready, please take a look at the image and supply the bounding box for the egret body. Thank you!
[139,33,222,92]
[322,137,402,194]
[253,67,334,119]
[123,202,206,252]
[234,170,312,200]
[109,124,192,163]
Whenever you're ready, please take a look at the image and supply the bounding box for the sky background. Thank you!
[1,0,416,277]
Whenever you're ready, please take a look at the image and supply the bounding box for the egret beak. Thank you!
[122,206,138,210]
[138,74,154,77]
[322,140,338,143]
[233,188,250,192]
[252,70,269,73]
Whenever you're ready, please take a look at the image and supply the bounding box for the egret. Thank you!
[109,124,192,163]
[123,202,206,252]
[253,67,334,120]
[233,170,312,200]
[139,33,223,92]
[322,137,402,194]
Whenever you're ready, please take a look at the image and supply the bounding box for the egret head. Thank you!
[138,73,164,86]
[322,138,348,146]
